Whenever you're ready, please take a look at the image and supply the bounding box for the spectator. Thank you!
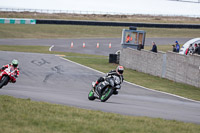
[175,41,180,53]
[151,41,157,53]
[188,44,194,55]
[197,43,200,55]
[172,44,176,52]
[194,43,198,54]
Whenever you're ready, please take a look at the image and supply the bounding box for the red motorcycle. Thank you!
[0,66,17,89]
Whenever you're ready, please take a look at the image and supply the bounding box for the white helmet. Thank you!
[12,59,18,68]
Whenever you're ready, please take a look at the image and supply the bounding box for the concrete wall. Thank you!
[120,48,165,77]
[120,48,200,88]
[165,52,200,87]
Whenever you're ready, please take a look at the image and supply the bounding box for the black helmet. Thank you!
[116,66,124,75]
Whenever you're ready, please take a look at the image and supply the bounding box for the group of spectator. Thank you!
[150,40,200,55]
[185,43,200,55]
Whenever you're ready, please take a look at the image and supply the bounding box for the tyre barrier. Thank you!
[36,19,200,29]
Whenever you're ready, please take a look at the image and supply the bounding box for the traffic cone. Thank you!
[71,42,73,48]
[83,42,86,48]
[109,42,111,48]
[97,43,99,48]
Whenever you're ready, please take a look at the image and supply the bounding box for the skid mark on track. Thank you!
[31,58,50,66]
[30,58,64,83]
[43,65,64,83]
[51,65,64,74]
[43,73,54,83]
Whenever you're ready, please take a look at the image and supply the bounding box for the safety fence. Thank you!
[120,48,200,87]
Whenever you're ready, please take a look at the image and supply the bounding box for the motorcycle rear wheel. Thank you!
[0,76,9,89]
[88,90,95,100]
[100,88,114,102]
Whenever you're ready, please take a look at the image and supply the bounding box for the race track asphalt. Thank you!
[0,38,192,55]
[0,51,200,124]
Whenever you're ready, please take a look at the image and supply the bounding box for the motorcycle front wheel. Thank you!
[88,89,95,101]
[100,88,114,102]
[0,76,9,88]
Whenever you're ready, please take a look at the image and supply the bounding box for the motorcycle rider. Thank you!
[92,66,124,95]
[0,59,19,82]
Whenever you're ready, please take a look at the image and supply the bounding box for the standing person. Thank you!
[194,43,198,54]
[175,41,180,53]
[188,44,194,55]
[198,43,200,55]
[151,41,157,53]
[172,44,176,52]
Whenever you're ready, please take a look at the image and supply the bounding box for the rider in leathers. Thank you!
[0,59,19,83]
[93,66,124,95]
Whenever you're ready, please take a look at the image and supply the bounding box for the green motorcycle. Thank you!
[88,75,122,102]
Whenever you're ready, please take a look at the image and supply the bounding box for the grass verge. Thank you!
[0,95,200,133]
[1,24,200,39]
[0,45,200,101]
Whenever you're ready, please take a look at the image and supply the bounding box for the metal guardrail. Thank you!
[36,19,200,29]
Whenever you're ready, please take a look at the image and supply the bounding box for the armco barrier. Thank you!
[0,18,36,24]
[120,48,200,87]
[36,19,200,29]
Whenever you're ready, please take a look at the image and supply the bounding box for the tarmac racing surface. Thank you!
[0,38,192,55]
[0,51,200,124]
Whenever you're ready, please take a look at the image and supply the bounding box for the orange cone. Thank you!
[71,42,74,48]
[83,42,86,48]
[109,42,111,48]
[97,43,99,48]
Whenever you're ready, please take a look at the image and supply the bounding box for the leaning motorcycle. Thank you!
[0,66,17,89]
[88,75,122,102]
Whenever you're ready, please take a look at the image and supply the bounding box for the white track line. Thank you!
[59,56,200,103]
[49,45,54,52]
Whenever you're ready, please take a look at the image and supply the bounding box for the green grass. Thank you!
[0,45,200,101]
[0,95,200,133]
[0,24,123,39]
[1,24,200,39]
